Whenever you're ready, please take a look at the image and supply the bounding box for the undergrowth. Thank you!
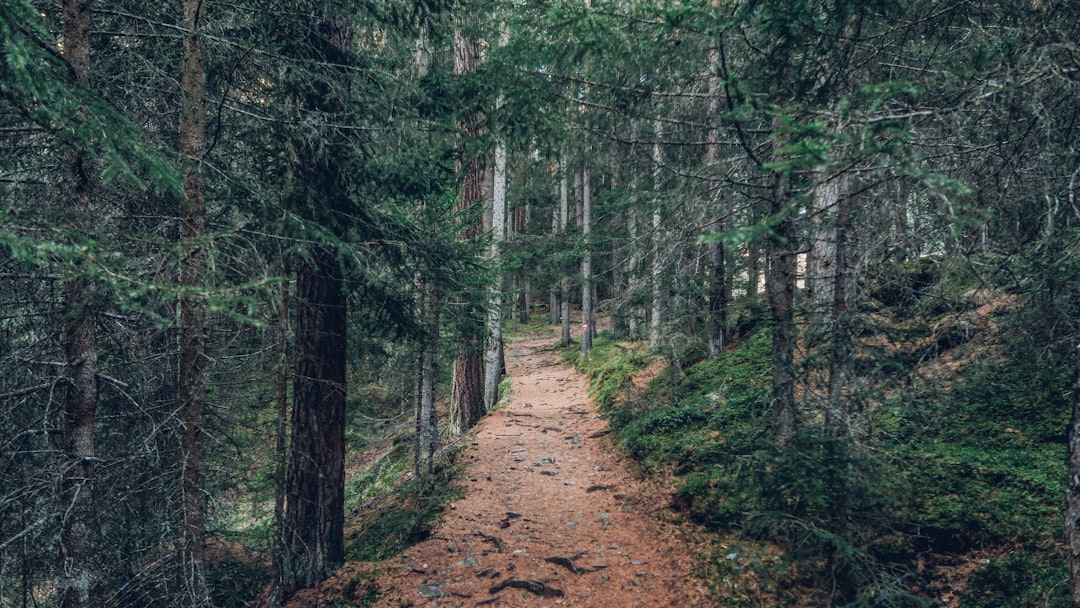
[345,446,464,563]
[577,313,1070,606]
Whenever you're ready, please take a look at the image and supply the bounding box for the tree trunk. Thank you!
[1069,341,1080,606]
[559,156,572,345]
[270,282,290,608]
[825,175,851,437]
[768,171,798,447]
[415,279,438,486]
[484,139,507,411]
[177,0,210,603]
[649,120,664,350]
[580,166,594,357]
[705,45,729,359]
[449,27,486,434]
[58,3,97,606]
[282,247,346,593]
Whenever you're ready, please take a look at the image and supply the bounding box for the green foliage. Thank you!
[571,331,651,409]
[868,257,942,309]
[207,556,271,608]
[345,451,463,563]
[0,0,180,195]
[598,308,1072,605]
[958,553,1068,608]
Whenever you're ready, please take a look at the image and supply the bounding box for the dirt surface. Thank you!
[365,328,707,607]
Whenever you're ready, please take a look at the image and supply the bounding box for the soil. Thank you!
[330,326,707,607]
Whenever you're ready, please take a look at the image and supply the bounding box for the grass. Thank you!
[345,445,464,563]
[577,313,1070,606]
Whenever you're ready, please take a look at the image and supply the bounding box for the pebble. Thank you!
[564,480,576,486]
[418,585,444,597]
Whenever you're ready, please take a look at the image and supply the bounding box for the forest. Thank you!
[2,0,1080,606]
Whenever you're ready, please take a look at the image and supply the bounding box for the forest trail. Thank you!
[367,328,707,607]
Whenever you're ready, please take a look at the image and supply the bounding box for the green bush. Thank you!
[958,553,1068,608]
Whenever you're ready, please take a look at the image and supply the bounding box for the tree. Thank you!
[580,164,595,357]
[176,0,211,603]
[279,6,352,593]
[484,137,508,409]
[448,25,486,435]
[57,2,98,606]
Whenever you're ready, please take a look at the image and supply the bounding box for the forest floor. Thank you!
[302,325,709,607]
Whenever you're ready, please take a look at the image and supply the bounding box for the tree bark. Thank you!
[824,175,851,438]
[649,121,664,351]
[448,27,486,435]
[484,139,507,410]
[177,0,210,603]
[580,166,594,357]
[768,171,798,447]
[58,3,97,607]
[283,247,346,592]
[705,44,729,359]
[415,279,438,486]
[270,282,290,608]
[559,156,572,345]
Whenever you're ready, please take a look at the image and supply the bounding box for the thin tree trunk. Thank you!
[626,206,643,339]
[484,139,507,410]
[559,156,571,345]
[177,0,210,602]
[270,282,290,608]
[825,175,851,437]
[649,136,664,350]
[415,279,438,485]
[705,44,729,359]
[580,166,594,357]
[411,21,438,484]
[549,185,559,325]
[649,118,667,350]
[58,2,97,606]
[768,170,798,447]
[283,248,346,592]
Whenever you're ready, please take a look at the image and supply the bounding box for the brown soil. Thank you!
[355,327,706,607]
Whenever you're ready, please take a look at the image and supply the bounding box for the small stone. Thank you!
[418,585,444,597]
[596,513,609,522]
[630,579,640,586]
[564,480,576,486]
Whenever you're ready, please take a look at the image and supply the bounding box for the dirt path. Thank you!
[368,329,706,607]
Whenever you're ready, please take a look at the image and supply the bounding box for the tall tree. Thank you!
[579,164,595,357]
[484,138,508,409]
[448,25,486,434]
[767,168,798,447]
[559,154,572,345]
[177,0,210,603]
[280,6,352,593]
[57,2,97,606]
